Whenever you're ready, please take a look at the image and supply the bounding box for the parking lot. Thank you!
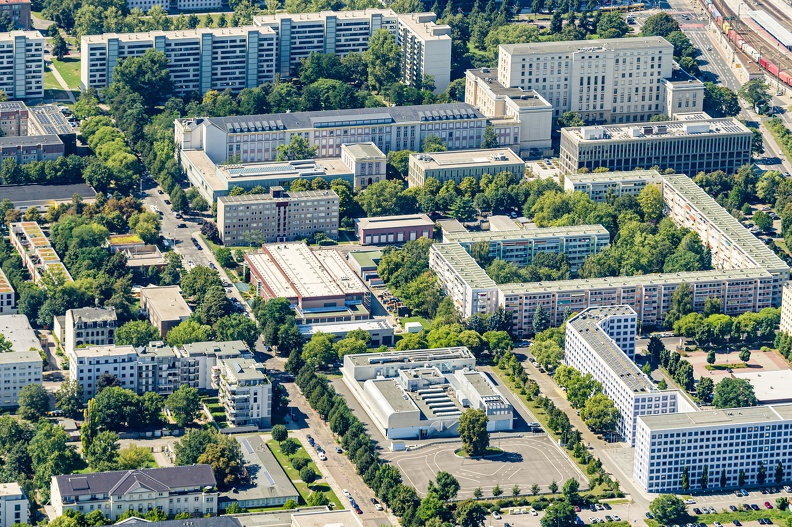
[486,500,639,527]
[381,436,586,499]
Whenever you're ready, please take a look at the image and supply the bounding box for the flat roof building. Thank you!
[0,31,42,99]
[487,215,520,232]
[69,344,139,402]
[0,183,96,212]
[217,187,339,246]
[407,148,525,188]
[0,314,40,353]
[0,268,15,315]
[354,213,435,245]
[346,250,383,287]
[140,286,192,337]
[0,134,64,165]
[9,221,72,285]
[559,113,752,175]
[340,142,387,191]
[429,242,499,319]
[731,370,792,405]
[0,482,29,527]
[245,243,371,324]
[297,319,394,347]
[228,435,299,509]
[563,169,663,202]
[214,357,271,428]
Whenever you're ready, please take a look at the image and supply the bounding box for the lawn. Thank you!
[50,57,81,91]
[400,316,430,329]
[266,438,343,509]
[647,506,792,527]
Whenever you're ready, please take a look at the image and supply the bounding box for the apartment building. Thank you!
[781,284,792,335]
[0,0,31,29]
[0,349,41,407]
[566,306,681,445]
[0,483,29,527]
[354,213,435,245]
[559,113,752,175]
[0,314,40,353]
[634,404,792,493]
[429,242,499,319]
[407,148,525,188]
[442,225,611,272]
[63,307,117,355]
[0,31,42,99]
[139,286,192,337]
[245,242,371,324]
[80,27,277,95]
[51,466,219,520]
[9,221,72,284]
[253,9,451,92]
[494,37,703,123]
[69,345,139,402]
[663,174,790,306]
[214,356,271,428]
[563,169,663,202]
[0,101,28,136]
[175,104,489,166]
[0,268,15,315]
[0,135,63,164]
[217,187,339,245]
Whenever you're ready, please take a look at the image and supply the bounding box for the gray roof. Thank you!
[69,307,116,323]
[197,103,484,133]
[0,134,62,147]
[227,435,299,502]
[500,36,671,54]
[118,517,242,527]
[53,466,216,497]
[0,183,96,205]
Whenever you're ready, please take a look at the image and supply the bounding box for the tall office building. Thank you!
[0,31,42,99]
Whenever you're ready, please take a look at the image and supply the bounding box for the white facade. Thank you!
[214,357,271,428]
[0,31,43,100]
[64,307,117,355]
[565,306,680,445]
[407,148,526,188]
[781,283,792,335]
[429,242,499,320]
[69,345,139,402]
[0,349,41,407]
[634,404,792,493]
[0,483,29,527]
[563,169,663,202]
[0,268,15,315]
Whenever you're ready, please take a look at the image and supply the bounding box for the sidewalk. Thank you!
[47,58,76,103]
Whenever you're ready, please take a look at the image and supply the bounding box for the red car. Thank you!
[574,506,581,512]
[355,508,363,514]
[764,502,773,509]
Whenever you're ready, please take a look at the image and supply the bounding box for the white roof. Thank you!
[0,314,41,353]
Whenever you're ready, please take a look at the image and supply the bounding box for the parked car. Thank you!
[729,505,737,512]
[374,504,383,511]
[645,513,654,520]
[177,223,187,228]
[342,489,350,498]
[733,521,742,526]
[613,516,621,522]
[602,503,611,510]
[530,509,537,516]
[164,199,171,205]
[693,509,702,515]
[765,502,773,509]
[605,516,613,522]
[336,447,343,454]
[686,500,696,505]
[751,504,760,511]
[157,189,164,194]
[493,512,502,520]
[709,507,716,514]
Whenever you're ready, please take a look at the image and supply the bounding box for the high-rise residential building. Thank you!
[0,483,29,527]
[429,242,499,319]
[563,169,663,202]
[559,113,752,175]
[0,31,42,99]
[217,187,339,245]
[781,284,792,335]
[566,306,683,445]
[176,104,490,165]
[63,307,117,354]
[634,404,792,493]
[80,27,278,95]
[493,37,703,123]
[0,268,15,315]
[252,9,451,92]
[214,356,271,428]
[407,148,526,187]
[0,348,41,407]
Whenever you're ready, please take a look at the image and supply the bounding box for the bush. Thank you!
[283,499,298,510]
[291,456,310,470]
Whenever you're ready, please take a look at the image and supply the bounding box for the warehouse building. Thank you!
[407,148,525,188]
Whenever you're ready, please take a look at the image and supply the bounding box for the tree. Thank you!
[697,376,714,402]
[777,461,785,484]
[492,483,502,497]
[364,29,401,92]
[455,500,487,527]
[276,135,318,161]
[758,461,767,485]
[422,135,447,153]
[540,500,577,527]
[738,79,771,108]
[562,478,580,504]
[557,111,585,128]
[649,495,687,524]
[638,185,663,222]
[181,266,223,304]
[641,12,680,37]
[117,444,155,470]
[753,211,773,233]
[55,379,83,418]
[706,351,716,365]
[597,12,629,37]
[299,465,318,484]
[197,436,244,487]
[449,196,476,222]
[512,484,521,497]
[280,438,299,456]
[482,125,498,148]
[703,82,740,118]
[215,247,235,268]
[51,32,69,60]
[580,393,620,433]
[115,320,160,347]
[271,424,288,442]
[532,304,549,334]
[459,408,489,456]
[302,333,337,369]
[532,340,564,371]
[473,487,483,499]
[431,472,460,501]
[165,385,202,427]
[307,491,329,506]
[739,348,751,363]
[166,320,210,347]
[18,384,49,421]
[700,464,709,490]
[213,314,259,350]
[85,430,119,471]
[713,378,758,408]
[108,49,174,110]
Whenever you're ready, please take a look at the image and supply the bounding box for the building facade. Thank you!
[217,187,339,245]
[69,345,139,402]
[297,319,394,347]
[0,483,29,527]
[0,31,42,99]
[781,284,792,335]
[0,0,31,29]
[9,221,72,284]
[139,286,192,337]
[214,357,271,428]
[559,113,752,175]
[64,307,117,355]
[51,466,219,520]
[563,169,663,202]
[0,268,15,315]
[0,135,63,165]
[566,306,680,445]
[354,213,435,245]
[340,143,386,190]
[429,242,499,319]
[0,349,41,408]
[407,148,525,188]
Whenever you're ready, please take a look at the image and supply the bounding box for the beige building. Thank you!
[217,187,339,246]
[139,285,192,337]
[63,307,117,354]
[781,284,792,335]
[340,143,386,190]
[563,169,663,202]
[559,113,752,175]
[407,147,525,187]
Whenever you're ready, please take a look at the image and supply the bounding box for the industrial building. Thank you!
[217,187,339,245]
[297,319,395,347]
[342,347,513,439]
[563,169,663,202]
[559,113,752,175]
[354,214,435,245]
[245,243,371,324]
[407,148,525,188]
[0,31,42,99]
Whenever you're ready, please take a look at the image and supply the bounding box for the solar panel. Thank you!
[241,438,254,454]
[70,477,90,490]
[262,470,275,486]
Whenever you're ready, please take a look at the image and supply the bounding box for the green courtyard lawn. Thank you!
[50,56,81,91]
[266,438,343,509]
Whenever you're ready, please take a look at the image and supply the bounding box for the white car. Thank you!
[318,452,327,461]
[343,489,351,498]
[493,512,501,520]
[685,499,696,504]
[374,504,383,511]
[613,516,621,522]
[530,509,538,516]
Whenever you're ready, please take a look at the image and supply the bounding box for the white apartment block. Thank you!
[495,37,703,123]
[781,283,792,335]
[565,305,680,445]
[0,483,29,527]
[69,345,139,402]
[125,0,168,10]
[63,307,117,355]
[0,350,41,407]
[0,268,15,315]
[0,31,43,100]
[217,187,339,246]
[125,0,221,10]
[563,169,663,202]
[253,9,451,92]
[443,224,610,273]
[634,404,792,493]
[214,357,271,428]
[429,242,499,319]
[559,113,752,175]
[407,148,526,188]
[175,104,489,165]
[80,26,277,95]
[51,466,219,520]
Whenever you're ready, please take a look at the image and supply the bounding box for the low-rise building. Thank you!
[563,169,663,202]
[51,466,219,520]
[0,314,40,353]
[487,215,520,231]
[0,183,96,213]
[69,345,139,402]
[63,307,117,355]
[407,148,525,188]
[0,268,16,315]
[346,250,383,286]
[0,134,64,164]
[731,370,792,405]
[297,319,394,347]
[0,483,29,527]
[28,104,77,152]
[340,143,386,190]
[217,187,339,246]
[566,306,680,445]
[228,435,299,509]
[214,356,271,428]
[559,113,752,175]
[354,214,434,245]
[245,243,371,324]
[140,286,192,337]
[9,221,72,284]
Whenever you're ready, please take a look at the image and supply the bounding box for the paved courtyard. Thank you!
[685,349,790,383]
[381,436,586,499]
